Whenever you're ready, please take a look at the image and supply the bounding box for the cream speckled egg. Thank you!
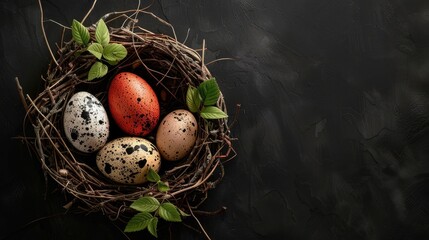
[156,109,198,161]
[96,137,161,184]
[63,91,109,153]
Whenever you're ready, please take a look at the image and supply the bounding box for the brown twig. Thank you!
[81,0,98,24]
[15,77,28,112]
[187,200,212,240]
[37,0,59,67]
[17,5,239,239]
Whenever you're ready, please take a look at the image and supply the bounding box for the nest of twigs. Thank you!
[17,8,237,229]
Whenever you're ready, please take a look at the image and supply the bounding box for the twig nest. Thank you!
[20,10,236,222]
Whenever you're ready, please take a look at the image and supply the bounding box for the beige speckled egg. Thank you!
[156,109,198,161]
[63,91,109,153]
[96,137,161,184]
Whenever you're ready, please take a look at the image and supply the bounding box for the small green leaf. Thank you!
[157,181,170,192]
[103,43,127,61]
[200,106,228,119]
[186,86,201,113]
[87,43,103,59]
[71,19,90,46]
[198,78,220,106]
[124,212,152,232]
[88,61,108,80]
[95,18,110,46]
[147,217,158,238]
[106,59,119,66]
[178,208,191,217]
[130,196,160,213]
[147,168,160,182]
[158,202,182,222]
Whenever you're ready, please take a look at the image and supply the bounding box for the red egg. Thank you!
[108,72,160,136]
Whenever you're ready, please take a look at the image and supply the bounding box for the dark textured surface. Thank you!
[2,0,429,239]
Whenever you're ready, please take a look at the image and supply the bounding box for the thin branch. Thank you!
[44,19,71,29]
[81,0,98,24]
[37,0,59,66]
[18,8,238,235]
[15,77,28,111]
[205,57,235,66]
[201,39,206,74]
[187,201,212,240]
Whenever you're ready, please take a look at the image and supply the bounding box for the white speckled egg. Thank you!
[156,109,198,161]
[96,137,161,184]
[63,91,109,153]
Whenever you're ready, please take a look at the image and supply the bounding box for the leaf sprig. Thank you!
[147,168,170,193]
[186,78,228,119]
[71,19,127,80]
[124,169,189,237]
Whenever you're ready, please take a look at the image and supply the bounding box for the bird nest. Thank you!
[17,7,237,232]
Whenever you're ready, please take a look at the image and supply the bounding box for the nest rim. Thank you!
[19,9,237,223]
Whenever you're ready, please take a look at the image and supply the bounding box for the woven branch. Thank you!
[18,10,237,223]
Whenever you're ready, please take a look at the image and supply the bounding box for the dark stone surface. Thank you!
[2,0,429,239]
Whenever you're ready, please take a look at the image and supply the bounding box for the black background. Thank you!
[2,0,429,239]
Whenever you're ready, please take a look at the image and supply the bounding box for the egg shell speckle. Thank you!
[63,91,109,153]
[108,72,160,136]
[156,109,198,161]
[96,137,161,184]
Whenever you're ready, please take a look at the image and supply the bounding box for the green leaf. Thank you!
[88,61,108,81]
[124,212,152,232]
[95,18,109,46]
[130,196,160,213]
[103,43,127,61]
[178,208,191,217]
[106,59,119,66]
[147,168,160,182]
[87,43,103,59]
[158,202,182,222]
[186,86,201,113]
[71,19,90,46]
[198,78,220,106]
[157,181,170,192]
[147,217,158,238]
[200,106,228,119]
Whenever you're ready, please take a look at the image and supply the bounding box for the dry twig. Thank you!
[18,4,237,232]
